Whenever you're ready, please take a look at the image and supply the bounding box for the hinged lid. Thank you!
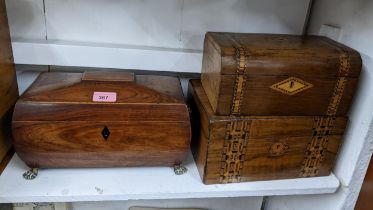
[20,71,184,104]
[14,71,188,122]
[205,32,362,78]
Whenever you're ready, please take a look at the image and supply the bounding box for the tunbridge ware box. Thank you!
[188,32,362,184]
[201,32,361,116]
[12,71,191,168]
[188,80,347,184]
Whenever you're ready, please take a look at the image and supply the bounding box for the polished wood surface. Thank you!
[0,0,18,164]
[13,72,191,168]
[204,33,361,76]
[20,72,184,103]
[201,32,361,116]
[0,0,18,117]
[208,74,358,116]
[188,80,346,184]
[13,121,190,168]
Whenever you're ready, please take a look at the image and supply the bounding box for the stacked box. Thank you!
[188,32,361,184]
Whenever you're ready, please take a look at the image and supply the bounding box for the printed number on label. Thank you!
[93,92,117,102]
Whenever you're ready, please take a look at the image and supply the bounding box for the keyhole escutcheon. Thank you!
[101,126,110,140]
[290,81,294,88]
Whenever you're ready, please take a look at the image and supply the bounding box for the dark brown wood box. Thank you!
[201,32,361,116]
[0,0,18,170]
[12,71,191,168]
[188,80,347,184]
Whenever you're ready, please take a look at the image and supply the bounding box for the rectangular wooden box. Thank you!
[12,71,191,168]
[188,80,347,184]
[0,0,18,167]
[201,32,361,116]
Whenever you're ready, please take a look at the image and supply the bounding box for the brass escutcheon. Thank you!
[268,142,289,157]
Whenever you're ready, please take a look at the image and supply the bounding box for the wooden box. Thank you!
[0,0,18,169]
[0,111,13,172]
[12,71,191,168]
[201,32,361,116]
[188,80,347,184]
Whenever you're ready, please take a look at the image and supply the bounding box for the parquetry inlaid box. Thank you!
[188,80,347,184]
[12,71,191,168]
[201,32,361,116]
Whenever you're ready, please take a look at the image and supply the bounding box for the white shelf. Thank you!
[0,152,339,203]
[2,71,340,203]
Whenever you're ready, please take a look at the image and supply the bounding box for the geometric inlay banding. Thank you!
[220,120,251,183]
[299,117,334,178]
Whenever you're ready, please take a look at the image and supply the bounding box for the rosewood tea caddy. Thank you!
[12,71,191,176]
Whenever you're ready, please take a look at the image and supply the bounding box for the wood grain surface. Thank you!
[0,0,18,164]
[21,72,184,103]
[0,0,18,118]
[201,32,361,116]
[13,121,190,168]
[82,71,135,82]
[188,80,346,184]
[13,72,191,168]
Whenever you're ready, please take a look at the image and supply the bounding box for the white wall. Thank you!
[5,0,46,40]
[8,1,373,210]
[6,0,310,72]
[265,0,373,209]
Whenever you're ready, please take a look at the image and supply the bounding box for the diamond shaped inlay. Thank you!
[270,77,313,95]
[101,126,110,140]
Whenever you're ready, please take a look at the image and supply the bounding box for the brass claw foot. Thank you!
[23,168,38,180]
[173,164,187,175]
